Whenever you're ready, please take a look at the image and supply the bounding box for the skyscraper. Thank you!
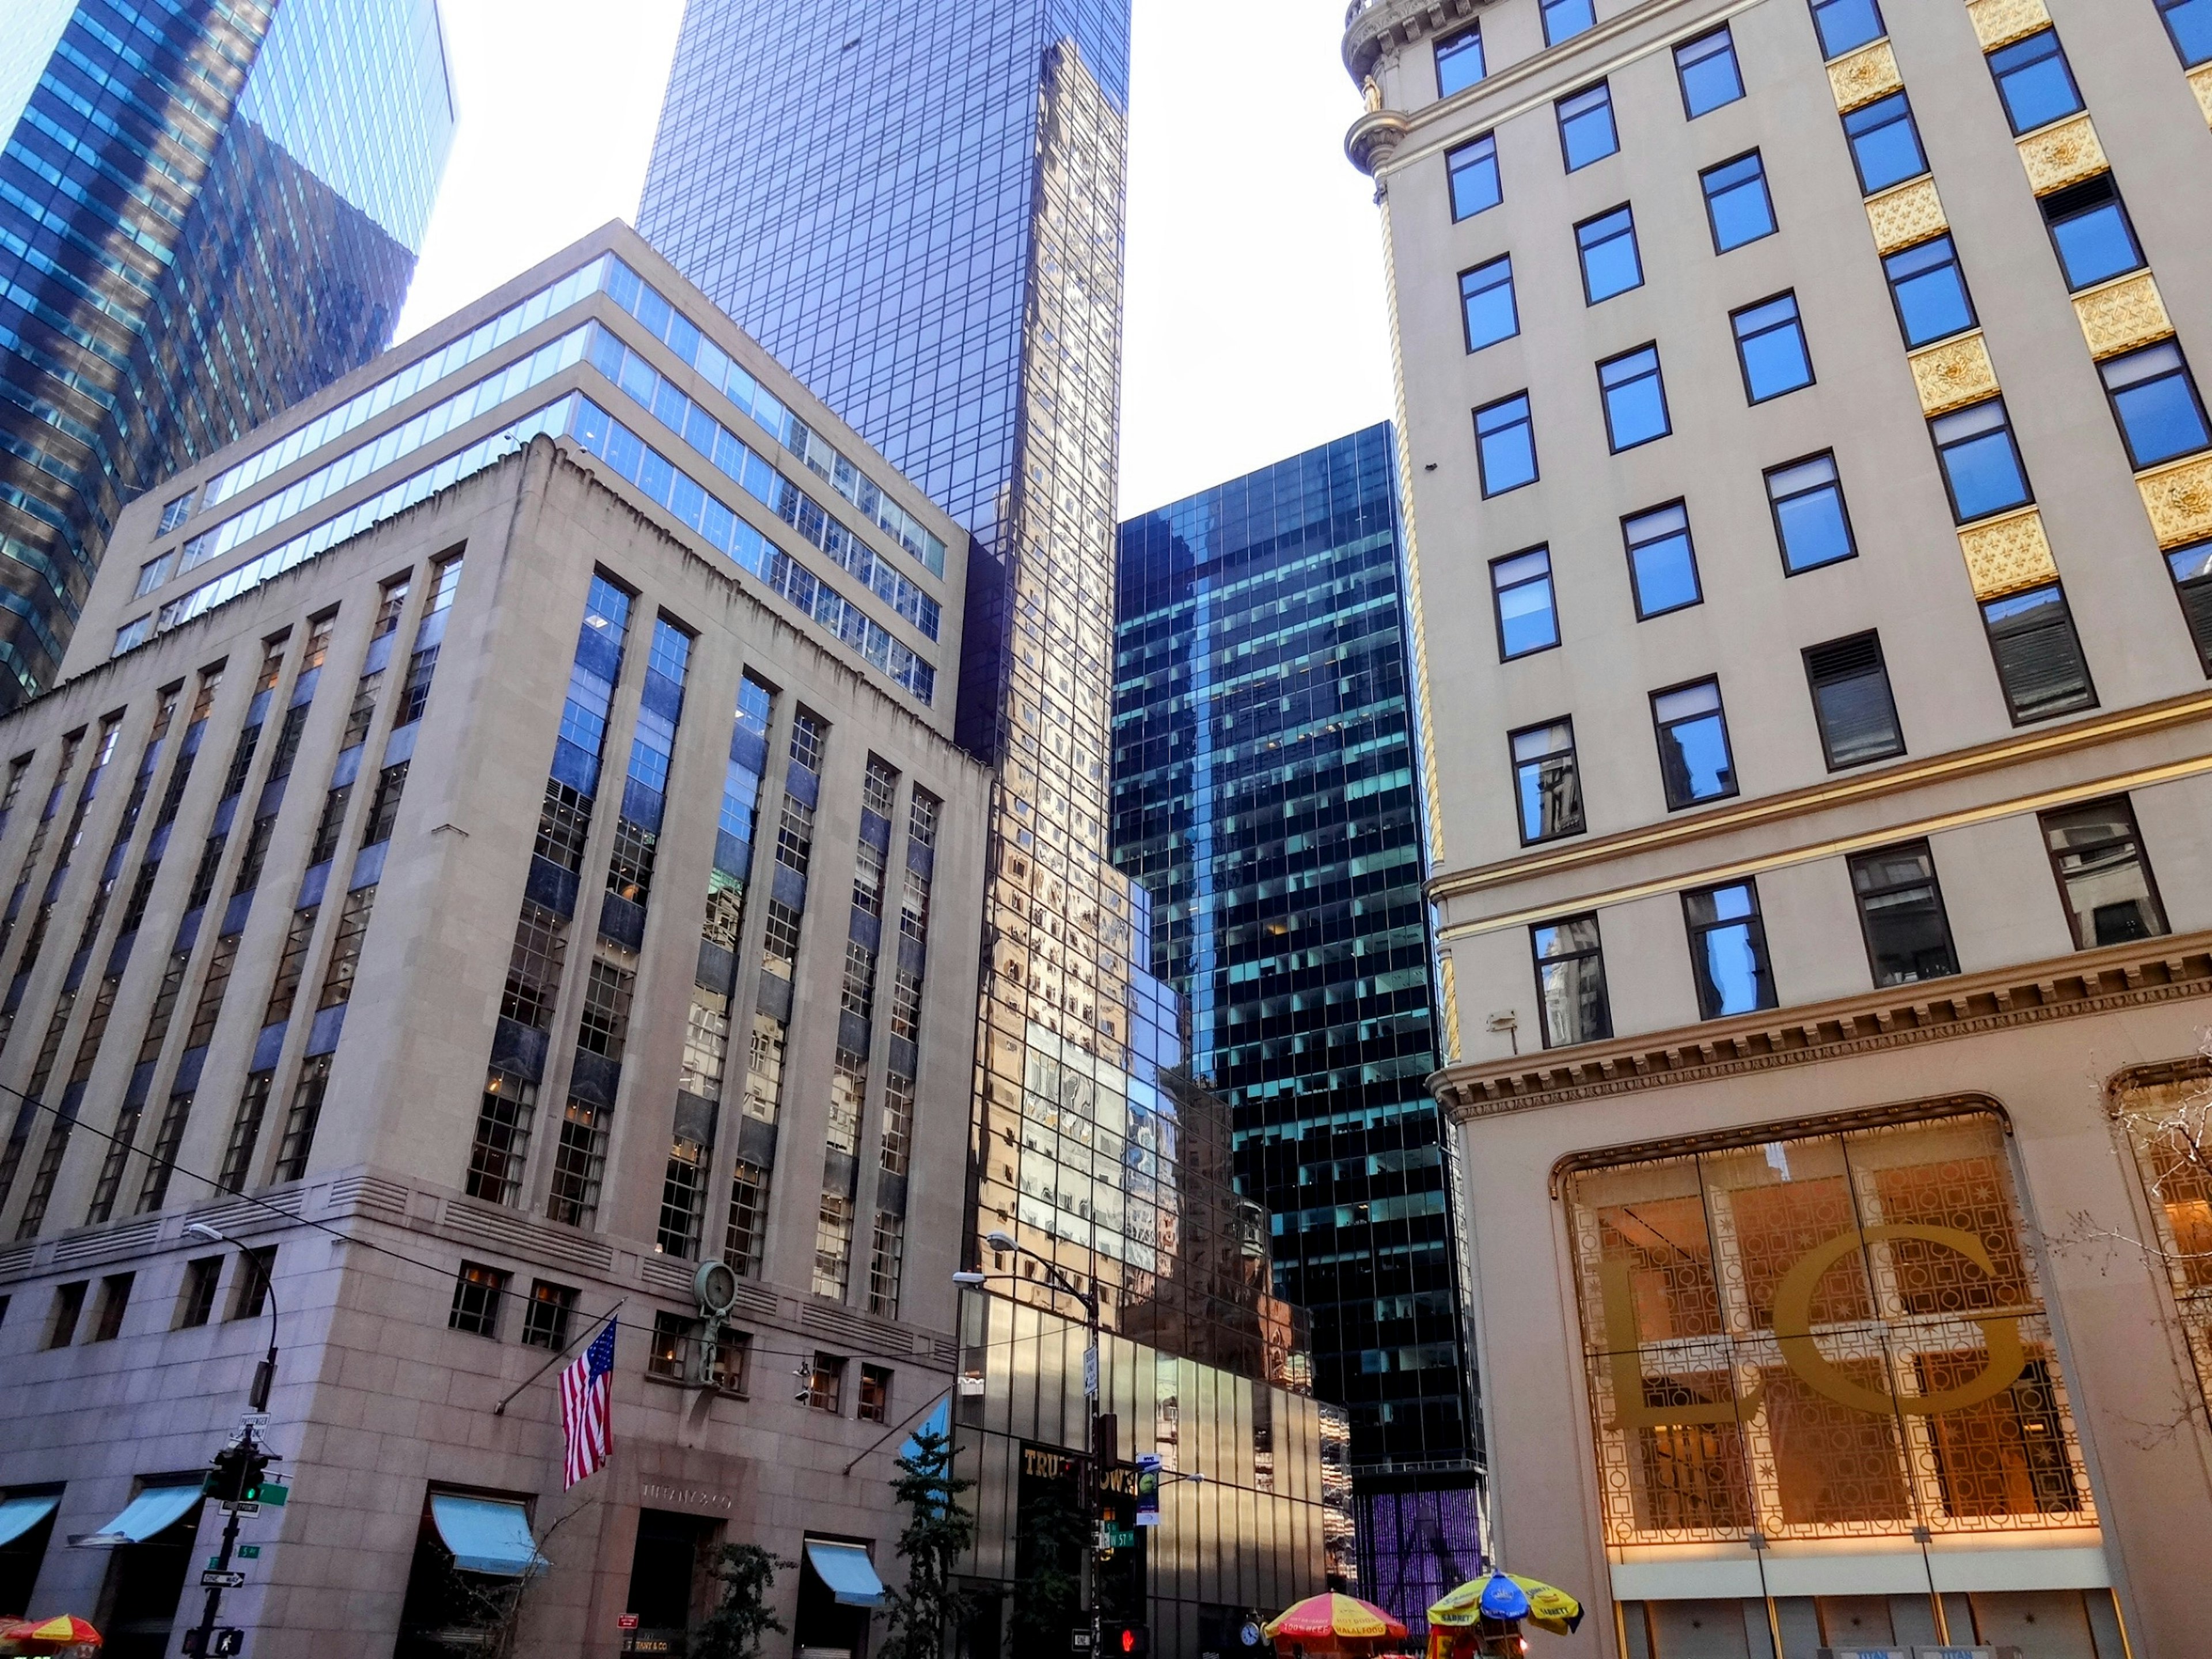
[1113,425,1486,1627]
[0,0,454,705]
[643,2,1336,1645]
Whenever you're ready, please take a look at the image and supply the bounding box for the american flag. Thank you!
[560,1318,617,1488]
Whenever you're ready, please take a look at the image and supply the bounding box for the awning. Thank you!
[805,1540,885,1609]
[430,1495,546,1578]
[0,1495,59,1547]
[78,1483,202,1546]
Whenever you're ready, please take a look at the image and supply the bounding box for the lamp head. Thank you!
[952,1271,988,1287]
[186,1222,226,1244]
[984,1229,1017,1253]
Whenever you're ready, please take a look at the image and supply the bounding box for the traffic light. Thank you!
[203,1440,271,1505]
[182,1627,243,1655]
[1103,1623,1149,1656]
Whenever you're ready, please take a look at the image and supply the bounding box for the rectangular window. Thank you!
[646,1310,694,1380]
[858,1362,893,1424]
[449,1262,507,1337]
[1532,916,1611,1048]
[521,1281,577,1350]
[231,1247,275,1320]
[1804,632,1905,768]
[1575,206,1642,304]
[1675,26,1744,117]
[1511,721,1585,844]
[806,1352,847,1414]
[2168,541,2212,673]
[2041,175,2145,291]
[272,1054,330,1183]
[1988,29,2083,134]
[90,1274,133,1342]
[1683,881,1777,1019]
[1491,548,1559,659]
[1652,679,1736,808]
[1732,293,1815,402]
[1932,400,2032,522]
[2041,798,2168,949]
[2160,0,2212,65]
[47,1282,86,1348]
[158,491,195,534]
[1542,0,1596,46]
[1701,151,1776,252]
[1435,23,1486,96]
[1982,584,2096,723]
[868,1211,906,1319]
[1811,0,1885,59]
[1460,256,1519,351]
[1623,503,1701,618]
[318,887,374,1009]
[1557,82,1619,172]
[1884,234,1976,349]
[2100,343,2212,471]
[1448,134,1501,220]
[1766,453,1857,573]
[726,1159,771,1275]
[1849,842,1960,985]
[177,1257,223,1328]
[1843,91,1927,195]
[813,1192,855,1301]
[466,1071,536,1206]
[1475,393,1539,495]
[546,1099,606,1229]
[1599,346,1671,450]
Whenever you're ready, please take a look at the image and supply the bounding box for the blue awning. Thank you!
[805,1540,885,1609]
[0,1495,58,1547]
[430,1495,546,1578]
[84,1483,202,1545]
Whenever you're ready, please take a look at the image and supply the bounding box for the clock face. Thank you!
[696,1259,738,1315]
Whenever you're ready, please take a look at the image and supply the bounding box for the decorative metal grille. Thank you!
[2117,1067,2212,1424]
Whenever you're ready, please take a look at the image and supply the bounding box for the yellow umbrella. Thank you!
[1429,1571,1584,1638]
[1264,1592,1410,1646]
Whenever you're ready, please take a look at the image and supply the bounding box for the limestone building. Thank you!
[1343,0,2212,1654]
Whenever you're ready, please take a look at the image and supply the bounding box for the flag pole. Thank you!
[494,1300,625,1416]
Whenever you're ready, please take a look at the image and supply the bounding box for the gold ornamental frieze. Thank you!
[1958,506,2058,600]
[1908,331,1999,416]
[1865,177,1948,256]
[2192,63,2212,127]
[2074,272,2175,361]
[2017,113,2108,195]
[1827,39,1901,112]
[2138,454,2212,550]
[1967,0,2051,51]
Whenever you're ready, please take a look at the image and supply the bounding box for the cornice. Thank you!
[1342,0,1488,88]
[1431,931,2212,1123]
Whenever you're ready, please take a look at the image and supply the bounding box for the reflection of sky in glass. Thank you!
[2114,376,2210,466]
[1702,922,1763,1013]
[1631,530,1698,614]
[1667,713,1732,799]
[2051,203,2140,289]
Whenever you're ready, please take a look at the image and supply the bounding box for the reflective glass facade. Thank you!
[1113,426,1485,1622]
[0,0,453,703]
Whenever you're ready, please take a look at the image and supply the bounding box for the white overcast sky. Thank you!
[396,0,1391,521]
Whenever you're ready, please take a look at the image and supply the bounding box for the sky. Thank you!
[395,0,1392,522]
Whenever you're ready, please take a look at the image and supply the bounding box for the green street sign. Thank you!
[237,1546,262,1559]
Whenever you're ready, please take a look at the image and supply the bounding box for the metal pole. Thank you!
[1088,1290,1101,1659]
[190,1491,244,1655]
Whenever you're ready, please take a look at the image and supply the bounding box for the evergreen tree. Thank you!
[880,1426,978,1659]
[689,1543,791,1659]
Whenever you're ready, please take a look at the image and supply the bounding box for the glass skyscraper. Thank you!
[0,0,454,705]
[1113,425,1486,1630]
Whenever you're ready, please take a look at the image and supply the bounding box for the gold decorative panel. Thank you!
[2017,113,2107,195]
[1909,332,1999,417]
[2074,272,2175,361]
[2192,63,2212,127]
[2138,455,2212,550]
[1865,177,1948,256]
[1959,507,2058,600]
[1827,40,1901,113]
[1968,0,2050,51]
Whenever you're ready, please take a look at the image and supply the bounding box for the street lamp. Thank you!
[187,1221,278,1412]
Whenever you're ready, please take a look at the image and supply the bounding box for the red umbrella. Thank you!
[2,1616,102,1652]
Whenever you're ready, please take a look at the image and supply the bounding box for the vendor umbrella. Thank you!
[1264,1592,1410,1646]
[3,1615,103,1650]
[1430,1572,1584,1638]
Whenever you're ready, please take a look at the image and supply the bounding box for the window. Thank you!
[1701,151,1776,252]
[1575,206,1642,304]
[2040,175,2144,291]
[1764,453,1856,574]
[1884,234,1976,349]
[1849,843,1960,985]
[467,1072,536,1206]
[47,1282,86,1348]
[1511,721,1585,844]
[1460,256,1519,351]
[1683,882,1777,1019]
[90,1274,133,1342]
[449,1262,508,1338]
[1475,393,1539,495]
[1987,29,2083,134]
[1732,293,1814,402]
[177,1257,222,1328]
[1810,0,1885,59]
[1931,400,2032,522]
[1448,134,1501,220]
[1435,24,1486,96]
[1675,27,1744,117]
[520,1281,577,1350]
[1652,679,1736,808]
[2160,0,2212,65]
[157,491,195,535]
[1532,916,1611,1048]
[363,760,408,844]
[230,1247,275,1321]
[1804,632,1905,767]
[1842,92,1927,195]
[2043,797,2171,949]
[868,1210,906,1317]
[1491,548,1559,659]
[859,1363,893,1425]
[1623,503,1701,618]
[805,1353,846,1414]
[647,1310,694,1380]
[2100,343,2211,471]
[2169,541,2212,673]
[1982,584,2096,722]
[1557,82,1619,172]
[1599,346,1670,450]
[1542,0,1596,44]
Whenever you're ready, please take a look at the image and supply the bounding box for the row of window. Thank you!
[1528,794,2173,1048]
[20,1247,274,1352]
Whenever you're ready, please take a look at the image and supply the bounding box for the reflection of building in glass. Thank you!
[0,0,454,705]
[1113,426,1486,1623]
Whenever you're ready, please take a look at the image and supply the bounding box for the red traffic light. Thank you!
[1103,1624,1149,1655]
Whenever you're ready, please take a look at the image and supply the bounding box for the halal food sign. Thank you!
[1600,1225,2030,1429]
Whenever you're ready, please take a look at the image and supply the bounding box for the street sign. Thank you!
[236,1545,262,1559]
[1094,1520,1137,1551]
[1134,1455,1161,1527]
[218,1502,260,1516]
[619,1615,640,1631]
[200,1569,247,1589]
[1070,1628,1093,1652]
[1083,1343,1099,1400]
